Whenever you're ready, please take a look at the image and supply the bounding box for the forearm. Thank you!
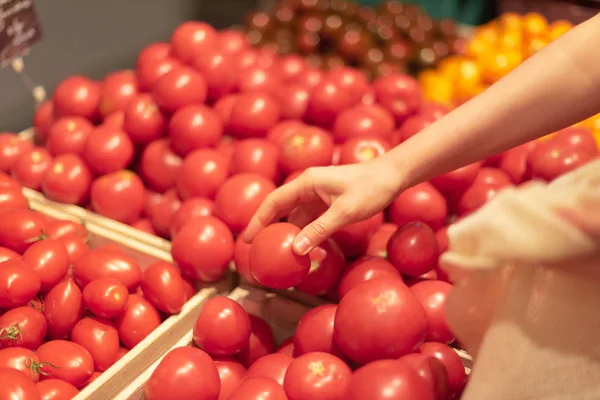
[386,13,600,189]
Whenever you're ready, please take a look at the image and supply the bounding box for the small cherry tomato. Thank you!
[44,220,87,241]
[176,149,229,200]
[90,170,145,224]
[140,139,182,193]
[71,317,120,372]
[74,248,142,291]
[43,279,84,340]
[170,21,218,64]
[169,104,224,157]
[22,239,70,293]
[123,93,168,145]
[11,147,53,190]
[0,306,46,350]
[42,154,92,205]
[83,126,134,175]
[82,278,129,319]
[52,75,101,121]
[170,197,214,237]
[153,67,208,113]
[141,261,187,314]
[0,259,41,309]
[99,70,139,117]
[387,222,439,278]
[37,340,94,388]
[114,294,161,349]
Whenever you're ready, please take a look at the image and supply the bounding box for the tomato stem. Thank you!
[25,231,49,243]
[0,323,23,341]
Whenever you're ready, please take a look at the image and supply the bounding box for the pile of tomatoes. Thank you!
[0,174,195,399]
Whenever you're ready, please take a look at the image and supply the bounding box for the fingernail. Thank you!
[293,236,311,255]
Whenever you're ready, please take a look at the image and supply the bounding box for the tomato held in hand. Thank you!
[74,248,142,291]
[22,239,70,293]
[141,261,187,314]
[410,280,455,344]
[176,149,229,200]
[249,223,310,289]
[400,353,450,400]
[418,342,467,398]
[0,347,40,381]
[170,197,214,237]
[237,314,276,367]
[91,170,145,224]
[229,92,281,138]
[42,154,92,205]
[0,133,34,173]
[123,93,167,145]
[171,216,234,282]
[170,21,218,64]
[46,115,94,156]
[52,75,101,121]
[278,126,335,175]
[71,317,120,372]
[387,222,439,277]
[233,231,258,285]
[169,105,224,156]
[295,239,345,296]
[153,67,208,113]
[0,367,39,400]
[333,104,395,143]
[37,340,94,388]
[114,294,161,349]
[246,353,293,385]
[36,379,80,400]
[214,357,246,400]
[145,346,220,400]
[99,70,139,117]
[43,279,84,340]
[0,306,46,350]
[293,304,344,357]
[0,260,40,309]
[11,147,53,190]
[83,126,134,175]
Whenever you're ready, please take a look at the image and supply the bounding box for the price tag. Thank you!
[0,0,42,65]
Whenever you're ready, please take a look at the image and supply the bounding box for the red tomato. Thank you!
[458,182,510,216]
[136,42,171,70]
[276,55,307,83]
[246,353,293,385]
[141,261,187,314]
[137,56,183,91]
[552,126,597,155]
[388,182,447,231]
[139,139,182,193]
[214,357,246,400]
[219,29,248,55]
[0,246,20,263]
[132,218,157,235]
[90,170,145,224]
[293,304,344,357]
[0,171,21,190]
[11,148,52,190]
[0,306,46,350]
[216,135,236,162]
[82,278,129,319]
[238,65,280,94]
[400,352,450,400]
[305,81,355,128]
[37,340,94,388]
[192,49,237,102]
[22,239,70,292]
[153,67,208,113]
[116,346,128,362]
[43,279,84,340]
[33,101,55,142]
[99,70,138,117]
[170,197,214,237]
[295,239,345,296]
[338,136,391,165]
[145,346,220,400]
[83,126,134,175]
[332,212,383,258]
[36,379,79,400]
[327,67,369,102]
[293,67,324,89]
[346,360,436,400]
[168,105,223,157]
[114,294,161,349]
[74,248,142,291]
[474,167,512,187]
[237,315,276,367]
[278,125,335,175]
[335,278,427,364]
[52,76,101,121]
[249,223,310,289]
[71,317,119,372]
[0,367,39,400]
[410,280,454,344]
[176,149,229,200]
[58,236,89,265]
[284,351,351,400]
[528,141,593,181]
[47,117,93,156]
[0,347,40,381]
[266,121,304,147]
[337,256,403,299]
[333,104,395,143]
[0,134,34,173]
[123,93,167,145]
[275,84,310,120]
[230,139,279,182]
[233,231,258,285]
[171,216,234,282]
[229,377,287,400]
[499,142,537,184]
[213,173,276,235]
[214,94,238,126]
[373,74,422,123]
[102,110,125,129]
[418,342,466,398]
[430,162,483,194]
[42,154,92,205]
[0,260,40,308]
[0,187,28,211]
[229,92,281,138]
[171,21,218,63]
[276,337,295,357]
[365,223,397,258]
[147,189,181,237]
[387,222,439,277]
[0,209,46,253]
[193,296,251,356]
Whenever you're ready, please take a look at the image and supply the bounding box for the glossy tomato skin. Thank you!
[333,104,395,143]
[36,379,80,400]
[278,125,335,175]
[170,21,218,64]
[22,239,70,292]
[394,114,433,143]
[229,377,287,400]
[237,314,276,367]
[153,67,208,113]
[83,126,134,175]
[33,101,55,142]
[53,75,101,121]
[213,173,276,235]
[528,141,593,181]
[306,81,355,129]
[99,70,138,117]
[284,352,352,400]
[0,187,28,211]
[373,74,422,123]
[276,337,295,357]
[418,342,466,398]
[169,105,224,156]
[338,136,391,165]
[140,139,182,193]
[193,296,251,356]
[123,93,167,144]
[293,304,344,357]
[91,170,145,224]
[0,260,40,308]
[0,209,46,253]
[0,134,34,173]
[410,280,455,344]
[214,357,246,400]
[249,223,311,289]
[114,294,161,349]
[58,236,89,265]
[430,161,483,194]
[0,347,40,381]
[176,149,229,200]
[42,154,92,205]
[237,66,280,93]
[276,83,310,120]
[71,317,120,372]
[332,212,383,258]
[136,42,171,71]
[37,340,94,388]
[345,360,436,400]
[337,256,403,299]
[0,306,46,350]
[171,216,234,282]
[137,56,183,92]
[170,197,214,237]
[141,261,187,314]
[0,367,39,400]
[192,48,237,102]
[295,239,346,296]
[229,92,281,138]
[400,353,450,400]
[0,246,20,263]
[145,346,220,400]
[246,353,293,385]
[266,121,304,147]
[11,147,53,190]
[387,222,439,277]
[230,139,279,182]
[74,248,142,291]
[43,279,84,340]
[82,278,129,318]
[365,223,397,258]
[552,126,598,155]
[388,182,448,231]
[146,189,181,238]
[499,142,537,184]
[0,171,22,190]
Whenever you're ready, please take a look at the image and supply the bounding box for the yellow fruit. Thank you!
[499,28,523,50]
[549,20,573,41]
[526,36,550,57]
[523,12,549,37]
[482,49,524,83]
[500,12,523,30]
[476,25,500,44]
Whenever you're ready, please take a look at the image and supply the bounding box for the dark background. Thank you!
[0,0,261,133]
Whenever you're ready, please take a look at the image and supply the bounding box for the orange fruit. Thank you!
[499,12,523,30]
[421,75,454,106]
[592,129,600,150]
[457,59,482,87]
[526,36,550,57]
[437,56,466,81]
[482,49,523,83]
[476,25,500,44]
[454,81,487,104]
[466,36,491,59]
[523,12,549,37]
[499,28,523,50]
[549,20,573,41]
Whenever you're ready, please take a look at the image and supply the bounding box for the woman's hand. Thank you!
[243,158,404,255]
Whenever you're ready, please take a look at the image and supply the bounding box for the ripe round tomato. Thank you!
[276,337,295,357]
[237,314,276,367]
[373,74,422,123]
[74,248,142,291]
[0,367,39,400]
[337,256,403,299]
[229,92,281,138]
[148,190,181,237]
[123,93,167,145]
[171,216,234,282]
[276,55,307,83]
[44,219,87,241]
[499,142,537,184]
[230,139,279,182]
[22,239,70,292]
[229,377,287,400]
[192,49,237,102]
[0,209,46,253]
[169,105,224,157]
[219,29,248,55]
[0,187,28,211]
[249,223,310,289]
[275,84,310,120]
[0,260,40,308]
[136,42,171,70]
[418,342,466,398]
[114,294,161,349]
[346,360,436,400]
[0,347,40,381]
[233,231,259,285]
[141,261,187,314]
[91,170,145,224]
[278,125,335,175]
[83,126,134,174]
[293,67,324,89]
[11,147,52,190]
[457,177,512,216]
[140,139,182,193]
[552,126,597,155]
[214,357,246,400]
[37,340,94,388]
[266,121,304,147]
[42,154,92,205]
[153,67,208,113]
[327,67,369,100]
[137,56,183,91]
[102,110,125,129]
[332,212,383,258]
[33,100,55,142]
[295,239,346,296]
[238,66,280,94]
[99,70,138,117]
[82,278,129,318]
[0,246,20,263]
[43,279,83,340]
[36,379,80,400]
[170,197,214,237]
[400,353,450,400]
[430,162,483,194]
[176,149,229,200]
[294,304,344,357]
[193,296,251,356]
[421,102,448,120]
[171,21,218,63]
[53,75,101,121]
[58,236,89,265]
[335,278,427,364]
[528,141,593,181]
[213,173,276,235]
[388,182,447,231]
[0,134,34,173]
[71,317,120,372]
[365,223,397,258]
[387,222,439,277]
[284,351,352,400]
[0,171,22,190]
[46,117,93,156]
[214,94,238,126]
[339,136,391,165]
[146,346,220,400]
[305,81,355,128]
[246,353,293,385]
[0,306,46,350]
[333,104,395,143]
[410,280,455,344]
